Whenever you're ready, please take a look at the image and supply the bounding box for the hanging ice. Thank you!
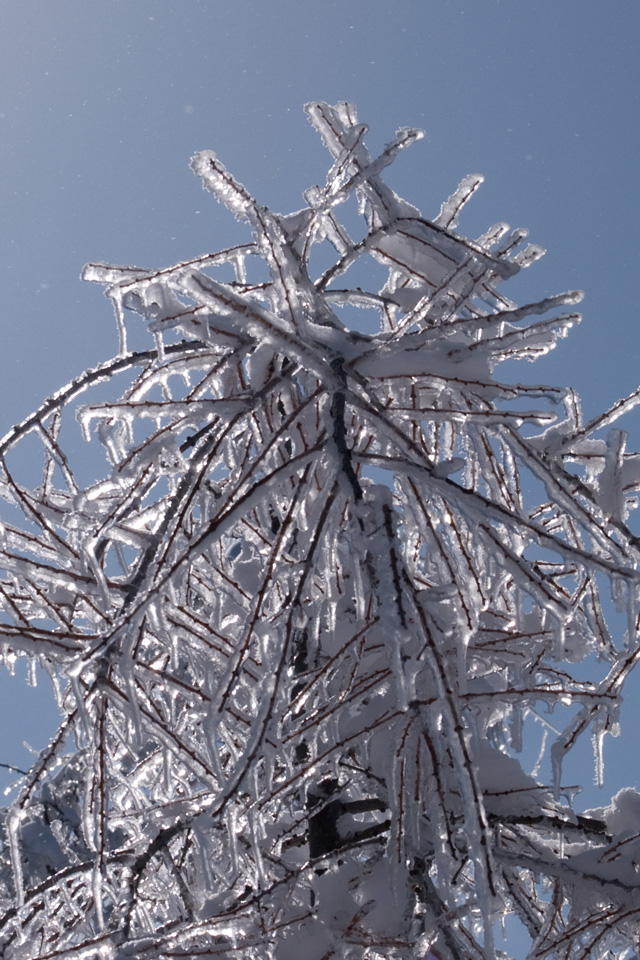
[0,101,638,960]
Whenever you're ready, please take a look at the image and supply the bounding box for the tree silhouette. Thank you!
[1,101,640,959]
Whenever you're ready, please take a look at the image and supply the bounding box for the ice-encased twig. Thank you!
[0,102,639,960]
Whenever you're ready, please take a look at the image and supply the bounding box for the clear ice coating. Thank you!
[0,101,640,959]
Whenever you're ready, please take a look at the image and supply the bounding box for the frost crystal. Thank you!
[1,101,640,959]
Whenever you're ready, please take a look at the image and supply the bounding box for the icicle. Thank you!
[112,291,128,355]
[92,865,104,932]
[7,809,24,909]
[593,717,606,788]
[226,807,239,882]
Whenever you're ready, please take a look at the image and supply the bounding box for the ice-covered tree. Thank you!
[1,101,640,960]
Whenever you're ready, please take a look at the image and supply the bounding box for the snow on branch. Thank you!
[0,101,639,960]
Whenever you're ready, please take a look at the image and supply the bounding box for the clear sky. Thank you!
[0,0,638,824]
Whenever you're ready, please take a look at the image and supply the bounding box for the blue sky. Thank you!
[0,0,639,827]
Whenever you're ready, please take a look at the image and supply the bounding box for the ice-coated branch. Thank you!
[0,101,639,960]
